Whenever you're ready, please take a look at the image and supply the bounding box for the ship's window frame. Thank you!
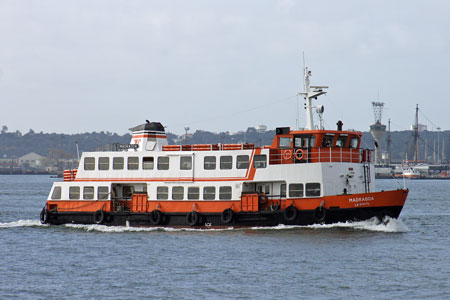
[51,186,61,200]
[84,157,95,171]
[158,156,170,170]
[143,157,154,170]
[322,134,334,147]
[127,156,139,170]
[180,156,192,170]
[279,137,291,149]
[289,183,304,198]
[69,186,80,200]
[98,186,109,200]
[236,155,249,169]
[113,157,124,170]
[83,186,94,200]
[219,186,232,200]
[253,155,267,168]
[98,157,110,170]
[280,183,286,198]
[335,135,348,148]
[203,186,216,200]
[172,186,184,200]
[350,137,359,149]
[157,186,168,200]
[220,156,233,170]
[204,156,216,170]
[122,186,134,198]
[188,187,200,200]
[305,183,321,197]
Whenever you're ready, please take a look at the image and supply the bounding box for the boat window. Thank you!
[157,186,168,200]
[289,184,303,197]
[203,186,215,200]
[180,156,192,170]
[143,157,154,170]
[280,184,286,197]
[254,155,267,168]
[295,136,316,148]
[84,157,95,171]
[69,186,80,200]
[113,157,124,170]
[158,157,170,170]
[220,156,233,170]
[264,185,270,195]
[51,186,61,200]
[122,186,134,198]
[98,157,109,170]
[128,157,139,170]
[83,186,94,200]
[279,137,291,149]
[350,137,359,149]
[219,186,232,200]
[236,155,249,169]
[188,187,200,200]
[204,156,216,170]
[322,135,334,147]
[336,135,348,148]
[172,186,184,200]
[305,183,321,197]
[98,186,109,200]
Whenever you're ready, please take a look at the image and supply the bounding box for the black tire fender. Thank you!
[314,206,327,223]
[149,209,163,225]
[221,208,234,224]
[186,211,199,226]
[93,209,105,224]
[40,207,49,224]
[283,205,298,221]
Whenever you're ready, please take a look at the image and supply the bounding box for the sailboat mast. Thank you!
[414,104,419,162]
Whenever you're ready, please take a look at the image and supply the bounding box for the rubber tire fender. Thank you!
[149,209,163,225]
[186,211,199,226]
[94,209,105,224]
[313,206,327,223]
[283,205,298,221]
[221,208,234,224]
[40,207,49,224]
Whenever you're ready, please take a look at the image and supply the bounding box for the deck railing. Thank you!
[269,147,372,165]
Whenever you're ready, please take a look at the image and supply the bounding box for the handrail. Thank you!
[269,147,372,165]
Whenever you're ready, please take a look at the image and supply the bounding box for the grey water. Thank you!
[0,175,449,300]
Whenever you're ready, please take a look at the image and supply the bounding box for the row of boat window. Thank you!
[50,183,321,200]
[83,155,267,171]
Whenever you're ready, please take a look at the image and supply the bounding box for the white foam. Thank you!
[0,219,47,228]
[64,223,236,233]
[305,216,409,233]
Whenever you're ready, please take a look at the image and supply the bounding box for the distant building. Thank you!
[410,123,427,132]
[18,152,46,169]
[255,125,267,133]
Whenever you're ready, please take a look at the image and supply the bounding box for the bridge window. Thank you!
[51,186,61,200]
[203,186,215,200]
[322,134,334,147]
[236,155,249,169]
[83,186,94,200]
[336,135,348,148]
[289,184,303,197]
[98,157,109,170]
[143,157,154,170]
[204,156,216,170]
[306,183,321,197]
[220,156,233,169]
[98,186,109,200]
[113,157,124,170]
[279,137,291,149]
[158,157,169,170]
[172,186,184,200]
[350,137,359,149]
[69,186,80,200]
[219,186,232,200]
[128,157,139,170]
[254,155,267,168]
[188,187,200,200]
[180,156,192,170]
[84,157,95,170]
[157,186,168,200]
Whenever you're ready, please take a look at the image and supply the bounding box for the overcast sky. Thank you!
[1,0,449,135]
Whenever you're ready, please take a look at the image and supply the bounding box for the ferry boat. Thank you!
[40,68,408,227]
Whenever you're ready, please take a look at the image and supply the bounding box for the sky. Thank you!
[0,0,449,135]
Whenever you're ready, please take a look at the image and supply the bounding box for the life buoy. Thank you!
[40,207,49,224]
[149,209,163,225]
[283,150,293,160]
[221,208,234,224]
[283,205,298,221]
[313,206,327,223]
[295,149,305,160]
[186,211,199,226]
[93,209,105,224]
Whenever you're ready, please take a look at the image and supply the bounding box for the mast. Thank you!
[413,104,419,163]
[299,67,328,130]
[387,119,391,166]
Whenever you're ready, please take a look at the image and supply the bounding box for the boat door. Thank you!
[293,134,315,163]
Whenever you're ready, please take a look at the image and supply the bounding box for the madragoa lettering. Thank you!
[349,196,375,207]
